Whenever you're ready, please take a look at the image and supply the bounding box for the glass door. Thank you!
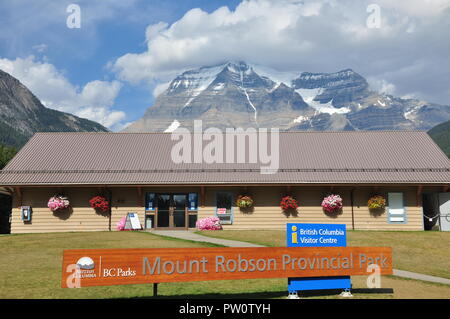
[173,194,187,228]
[156,194,170,228]
[156,194,187,229]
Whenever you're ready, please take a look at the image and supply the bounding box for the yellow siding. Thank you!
[11,188,110,233]
[352,187,423,231]
[11,185,427,233]
[198,186,424,231]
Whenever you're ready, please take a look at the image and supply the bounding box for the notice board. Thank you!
[287,223,351,292]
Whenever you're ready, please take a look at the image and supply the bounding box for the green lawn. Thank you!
[196,230,450,279]
[1,231,449,299]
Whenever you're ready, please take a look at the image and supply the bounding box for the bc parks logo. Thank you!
[75,257,97,278]
[66,256,97,288]
[77,257,95,269]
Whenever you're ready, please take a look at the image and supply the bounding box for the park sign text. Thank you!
[62,247,392,288]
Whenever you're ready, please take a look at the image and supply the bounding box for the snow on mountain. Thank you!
[168,63,226,108]
[164,119,181,132]
[294,88,351,114]
[123,61,450,133]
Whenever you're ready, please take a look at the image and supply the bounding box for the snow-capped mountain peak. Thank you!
[124,61,450,133]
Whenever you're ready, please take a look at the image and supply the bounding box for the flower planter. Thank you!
[368,195,386,213]
[280,196,298,212]
[321,194,343,213]
[48,195,70,212]
[89,196,110,213]
[236,195,254,210]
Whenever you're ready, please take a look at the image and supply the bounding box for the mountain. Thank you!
[123,61,450,133]
[0,69,108,148]
[428,120,450,157]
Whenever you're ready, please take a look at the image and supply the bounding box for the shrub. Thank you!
[196,217,222,230]
[116,216,126,231]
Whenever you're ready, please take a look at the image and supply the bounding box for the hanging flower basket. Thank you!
[321,194,343,213]
[196,217,222,230]
[368,195,386,210]
[48,195,70,212]
[280,196,298,211]
[89,196,110,213]
[236,195,254,208]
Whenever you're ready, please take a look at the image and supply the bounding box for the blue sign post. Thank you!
[287,223,351,296]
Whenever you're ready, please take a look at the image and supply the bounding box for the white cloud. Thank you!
[112,0,450,105]
[0,56,125,129]
[367,78,397,95]
[377,0,450,18]
[152,81,171,97]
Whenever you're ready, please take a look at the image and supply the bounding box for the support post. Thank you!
[200,186,205,208]
[15,187,22,207]
[286,185,292,196]
[416,185,423,207]
[340,289,353,298]
[137,187,143,207]
[350,188,355,231]
[153,283,158,297]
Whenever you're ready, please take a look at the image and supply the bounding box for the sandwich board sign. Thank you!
[287,223,351,294]
[124,212,142,230]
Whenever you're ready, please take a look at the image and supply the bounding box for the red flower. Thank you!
[280,196,298,211]
[89,196,110,212]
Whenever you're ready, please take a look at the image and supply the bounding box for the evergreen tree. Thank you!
[0,144,17,169]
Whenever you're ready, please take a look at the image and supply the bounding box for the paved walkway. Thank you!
[393,269,450,285]
[150,230,264,247]
[150,230,450,286]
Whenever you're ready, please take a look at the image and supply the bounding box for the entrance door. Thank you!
[156,194,187,229]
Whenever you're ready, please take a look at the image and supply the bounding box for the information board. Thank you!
[287,223,351,292]
[124,212,142,230]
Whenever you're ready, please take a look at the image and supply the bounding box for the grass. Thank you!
[196,230,450,279]
[1,231,449,299]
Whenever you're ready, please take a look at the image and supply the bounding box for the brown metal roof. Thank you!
[1,131,449,185]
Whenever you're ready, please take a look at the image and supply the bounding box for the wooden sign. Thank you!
[61,246,392,288]
[62,247,392,288]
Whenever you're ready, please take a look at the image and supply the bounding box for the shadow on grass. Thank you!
[118,288,394,300]
[122,290,287,299]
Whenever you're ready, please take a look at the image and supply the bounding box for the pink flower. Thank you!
[321,194,343,213]
[196,217,222,230]
[47,195,70,212]
[116,216,127,231]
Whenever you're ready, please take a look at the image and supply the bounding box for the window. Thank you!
[188,193,198,211]
[145,193,156,211]
[216,192,233,224]
[387,192,407,224]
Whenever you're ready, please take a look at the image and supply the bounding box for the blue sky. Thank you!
[1,0,449,130]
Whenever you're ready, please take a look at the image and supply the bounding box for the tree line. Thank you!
[0,144,17,169]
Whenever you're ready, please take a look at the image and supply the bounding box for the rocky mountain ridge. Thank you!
[0,69,108,148]
[124,61,450,133]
